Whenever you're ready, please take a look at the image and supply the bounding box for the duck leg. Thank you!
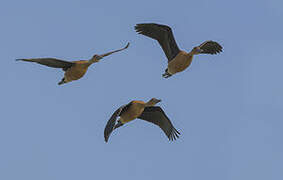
[162,69,172,78]
[58,77,66,85]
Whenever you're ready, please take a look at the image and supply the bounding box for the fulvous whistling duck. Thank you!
[104,98,180,142]
[135,23,223,78]
[17,43,129,85]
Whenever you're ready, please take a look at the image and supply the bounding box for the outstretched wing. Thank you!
[104,102,132,142]
[197,41,223,55]
[16,58,74,70]
[138,106,180,141]
[99,42,130,58]
[135,23,180,62]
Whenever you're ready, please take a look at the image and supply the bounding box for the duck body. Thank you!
[104,98,180,142]
[167,51,193,75]
[63,60,91,83]
[119,101,146,123]
[16,43,130,85]
[135,23,223,78]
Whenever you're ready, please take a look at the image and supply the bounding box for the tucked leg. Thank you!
[162,69,172,78]
[58,77,66,85]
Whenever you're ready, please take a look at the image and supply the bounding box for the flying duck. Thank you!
[17,43,129,85]
[104,98,180,142]
[135,23,223,78]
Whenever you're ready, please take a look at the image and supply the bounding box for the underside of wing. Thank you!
[135,23,180,62]
[104,102,132,142]
[16,58,74,70]
[198,41,223,54]
[138,106,180,141]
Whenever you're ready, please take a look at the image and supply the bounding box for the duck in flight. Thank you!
[135,23,223,78]
[104,98,180,142]
[17,43,130,85]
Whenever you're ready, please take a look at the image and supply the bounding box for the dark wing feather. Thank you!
[99,42,130,58]
[104,102,132,142]
[198,41,223,55]
[135,23,180,62]
[16,58,74,70]
[138,106,180,141]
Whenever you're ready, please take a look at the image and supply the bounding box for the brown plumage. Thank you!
[135,23,223,78]
[16,43,130,85]
[104,98,180,142]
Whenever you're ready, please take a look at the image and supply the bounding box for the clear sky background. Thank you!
[1,0,283,179]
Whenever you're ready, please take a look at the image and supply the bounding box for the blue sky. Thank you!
[1,0,283,179]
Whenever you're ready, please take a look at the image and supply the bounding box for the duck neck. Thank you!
[187,50,196,57]
[88,59,98,65]
[145,99,156,107]
[88,58,99,65]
